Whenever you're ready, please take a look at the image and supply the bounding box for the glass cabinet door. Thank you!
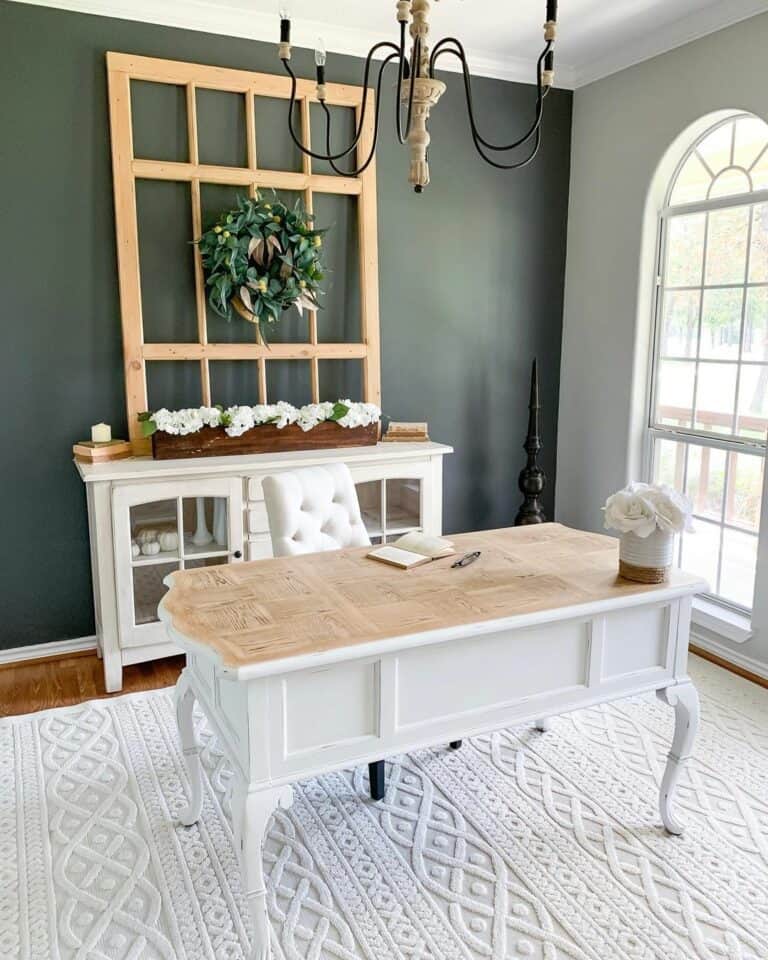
[355,477,424,543]
[356,480,384,543]
[386,478,421,535]
[132,562,178,625]
[114,477,242,647]
[180,495,232,563]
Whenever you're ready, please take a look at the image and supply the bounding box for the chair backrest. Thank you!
[262,463,371,557]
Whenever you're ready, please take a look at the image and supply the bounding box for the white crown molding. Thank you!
[0,635,98,666]
[8,0,768,92]
[7,0,576,88]
[571,0,768,88]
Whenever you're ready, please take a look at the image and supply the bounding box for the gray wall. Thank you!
[556,12,768,667]
[0,1,571,650]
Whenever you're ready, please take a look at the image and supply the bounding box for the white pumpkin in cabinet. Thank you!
[136,528,159,545]
[141,540,161,557]
[158,530,179,552]
[131,541,141,559]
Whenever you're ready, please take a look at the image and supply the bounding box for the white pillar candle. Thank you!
[91,422,112,443]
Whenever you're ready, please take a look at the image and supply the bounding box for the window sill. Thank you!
[691,597,753,644]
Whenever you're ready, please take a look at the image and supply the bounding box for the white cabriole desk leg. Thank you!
[232,781,294,960]
[656,682,700,836]
[175,670,203,827]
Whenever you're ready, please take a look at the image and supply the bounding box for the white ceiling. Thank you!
[12,0,768,88]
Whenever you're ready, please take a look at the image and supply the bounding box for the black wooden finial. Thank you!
[514,358,547,525]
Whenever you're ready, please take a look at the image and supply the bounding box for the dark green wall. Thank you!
[0,1,571,649]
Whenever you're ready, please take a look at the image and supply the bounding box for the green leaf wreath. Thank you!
[197,193,326,333]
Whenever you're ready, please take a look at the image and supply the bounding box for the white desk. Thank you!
[160,523,705,960]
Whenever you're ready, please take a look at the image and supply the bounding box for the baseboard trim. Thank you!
[690,632,768,689]
[0,635,98,669]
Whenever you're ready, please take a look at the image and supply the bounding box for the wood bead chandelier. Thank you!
[277,0,559,192]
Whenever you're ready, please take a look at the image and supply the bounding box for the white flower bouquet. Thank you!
[603,482,694,583]
[603,481,694,537]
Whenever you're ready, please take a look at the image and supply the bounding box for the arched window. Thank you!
[649,113,768,613]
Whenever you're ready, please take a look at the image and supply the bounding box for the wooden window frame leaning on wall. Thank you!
[107,52,381,452]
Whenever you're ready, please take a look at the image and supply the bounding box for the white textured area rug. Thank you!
[2,656,768,960]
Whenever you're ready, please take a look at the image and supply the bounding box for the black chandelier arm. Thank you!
[430,37,549,151]
[464,65,544,170]
[432,40,546,170]
[429,35,551,106]
[431,41,544,166]
[429,37,551,153]
[322,51,401,177]
[280,39,400,163]
[472,122,542,171]
[395,22,420,145]
[430,42,544,159]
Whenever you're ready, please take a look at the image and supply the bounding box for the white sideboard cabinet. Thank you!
[75,442,452,692]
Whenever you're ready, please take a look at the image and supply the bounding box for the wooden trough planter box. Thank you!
[151,421,379,460]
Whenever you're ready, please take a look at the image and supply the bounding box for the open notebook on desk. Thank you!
[367,532,455,569]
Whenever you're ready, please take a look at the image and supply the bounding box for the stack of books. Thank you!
[383,421,430,442]
[73,440,133,462]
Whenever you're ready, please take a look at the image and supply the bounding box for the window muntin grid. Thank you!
[668,115,768,206]
[653,200,768,445]
[650,434,762,611]
[107,52,381,448]
[650,115,768,613]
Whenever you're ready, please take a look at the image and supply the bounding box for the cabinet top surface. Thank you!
[74,440,453,483]
[160,524,706,671]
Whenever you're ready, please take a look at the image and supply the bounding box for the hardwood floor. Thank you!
[689,644,768,690]
[0,652,184,717]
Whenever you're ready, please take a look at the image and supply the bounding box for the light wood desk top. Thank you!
[161,523,704,669]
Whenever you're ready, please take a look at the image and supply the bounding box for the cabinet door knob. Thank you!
[233,549,242,559]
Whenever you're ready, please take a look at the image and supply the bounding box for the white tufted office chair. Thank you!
[262,463,371,557]
[262,464,386,800]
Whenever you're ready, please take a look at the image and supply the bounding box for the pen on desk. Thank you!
[451,550,481,569]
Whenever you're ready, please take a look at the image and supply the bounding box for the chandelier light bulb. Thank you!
[315,38,327,67]
[278,4,291,47]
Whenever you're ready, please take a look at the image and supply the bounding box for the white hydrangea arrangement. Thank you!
[139,400,381,439]
[603,481,694,538]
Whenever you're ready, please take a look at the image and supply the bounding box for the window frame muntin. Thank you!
[650,207,768,450]
[646,427,761,615]
[663,111,768,210]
